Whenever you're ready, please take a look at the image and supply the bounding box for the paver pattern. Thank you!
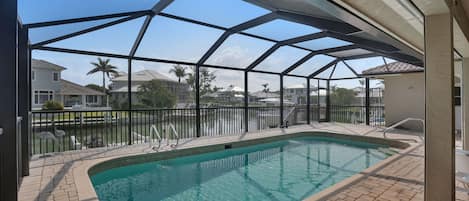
[18,123,469,201]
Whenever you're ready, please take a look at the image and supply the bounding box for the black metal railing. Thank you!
[30,105,384,154]
[329,105,385,127]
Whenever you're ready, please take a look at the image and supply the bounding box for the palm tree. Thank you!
[87,58,118,106]
[169,64,187,83]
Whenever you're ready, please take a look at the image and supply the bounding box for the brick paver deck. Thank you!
[18,123,469,201]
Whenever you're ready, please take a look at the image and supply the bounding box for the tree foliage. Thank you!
[87,57,119,95]
[330,87,356,105]
[169,64,187,83]
[137,79,176,108]
[42,100,64,110]
[185,66,216,98]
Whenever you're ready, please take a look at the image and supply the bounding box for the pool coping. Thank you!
[73,130,411,201]
[304,142,419,201]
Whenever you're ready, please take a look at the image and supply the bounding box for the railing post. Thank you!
[317,79,320,121]
[128,59,132,145]
[306,78,311,124]
[365,78,370,126]
[326,80,330,122]
[244,71,248,132]
[280,75,284,126]
[195,65,201,137]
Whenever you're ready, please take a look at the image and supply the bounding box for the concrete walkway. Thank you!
[18,123,469,201]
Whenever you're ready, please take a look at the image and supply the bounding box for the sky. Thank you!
[25,0,389,91]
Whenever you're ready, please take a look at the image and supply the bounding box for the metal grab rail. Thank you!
[383,118,424,138]
[166,123,179,146]
[150,125,162,149]
[281,107,296,128]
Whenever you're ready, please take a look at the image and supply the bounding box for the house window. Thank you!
[34,90,54,104]
[53,72,59,81]
[32,71,35,81]
[86,95,98,104]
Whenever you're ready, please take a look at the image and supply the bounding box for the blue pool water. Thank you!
[91,136,394,201]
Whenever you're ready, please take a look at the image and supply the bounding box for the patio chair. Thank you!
[456,149,469,188]
[69,135,82,150]
[132,132,151,143]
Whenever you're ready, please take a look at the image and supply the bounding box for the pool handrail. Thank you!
[150,125,162,149]
[383,118,425,138]
[166,123,179,146]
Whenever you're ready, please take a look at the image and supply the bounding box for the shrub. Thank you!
[42,100,64,110]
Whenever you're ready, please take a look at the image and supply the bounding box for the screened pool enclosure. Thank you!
[19,0,424,155]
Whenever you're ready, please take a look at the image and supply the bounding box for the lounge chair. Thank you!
[456,149,469,188]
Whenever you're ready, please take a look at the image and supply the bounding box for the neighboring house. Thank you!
[284,84,308,104]
[353,86,385,106]
[109,70,191,107]
[203,85,244,104]
[249,91,280,103]
[362,61,461,131]
[31,59,105,110]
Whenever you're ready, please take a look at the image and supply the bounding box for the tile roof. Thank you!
[111,69,175,82]
[59,79,105,96]
[361,62,423,75]
[32,59,66,71]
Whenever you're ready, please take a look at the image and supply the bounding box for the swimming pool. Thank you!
[90,136,396,201]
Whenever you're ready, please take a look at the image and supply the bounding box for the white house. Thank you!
[362,61,461,131]
[31,59,105,110]
[109,69,191,107]
[284,84,308,105]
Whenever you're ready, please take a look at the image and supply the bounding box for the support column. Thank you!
[195,65,201,137]
[424,12,455,201]
[365,78,370,125]
[127,59,132,145]
[18,26,30,176]
[280,75,284,126]
[244,71,249,132]
[0,0,18,200]
[317,79,320,121]
[326,80,330,122]
[463,58,469,150]
[306,78,311,124]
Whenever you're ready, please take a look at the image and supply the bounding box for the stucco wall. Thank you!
[383,73,425,130]
[383,73,461,131]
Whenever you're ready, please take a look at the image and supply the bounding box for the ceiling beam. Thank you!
[24,10,152,29]
[328,63,338,79]
[197,12,277,65]
[279,32,328,45]
[245,32,329,71]
[230,12,278,32]
[308,59,340,78]
[341,60,359,76]
[245,44,281,71]
[151,0,174,14]
[31,14,146,48]
[275,11,360,34]
[129,16,153,57]
[129,0,173,57]
[307,0,423,60]
[341,53,380,60]
[32,46,313,78]
[326,31,398,52]
[281,44,359,75]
